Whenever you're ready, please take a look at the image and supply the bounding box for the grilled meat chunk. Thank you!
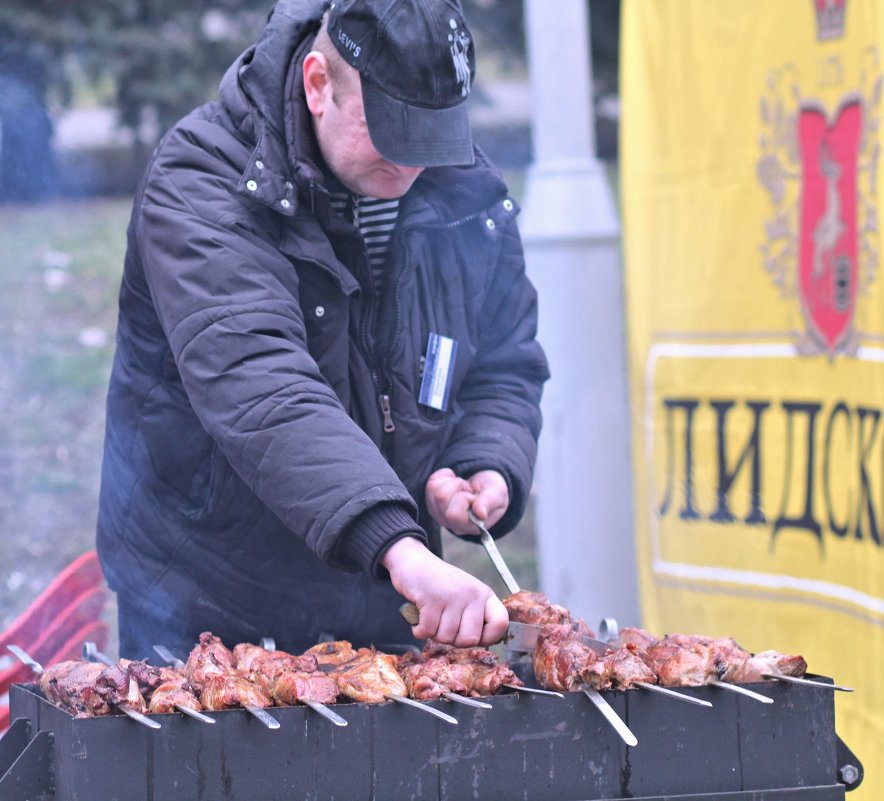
[503,590,572,625]
[618,627,658,651]
[726,650,808,683]
[632,632,805,687]
[233,643,318,675]
[94,663,148,713]
[304,640,358,668]
[331,648,407,703]
[417,640,523,695]
[266,671,340,705]
[39,660,110,717]
[148,672,203,714]
[533,624,611,692]
[232,642,338,705]
[649,640,723,687]
[400,656,475,700]
[185,632,236,689]
[605,643,656,690]
[199,672,273,711]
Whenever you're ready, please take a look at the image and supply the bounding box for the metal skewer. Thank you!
[386,693,459,724]
[84,642,215,725]
[633,681,713,708]
[708,679,774,704]
[153,643,277,727]
[468,510,521,594]
[301,698,349,726]
[244,705,281,728]
[581,686,638,747]
[8,644,161,730]
[256,637,348,726]
[504,684,564,698]
[442,691,493,709]
[153,644,186,669]
[762,674,854,692]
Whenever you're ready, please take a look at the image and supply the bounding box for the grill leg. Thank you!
[0,722,53,801]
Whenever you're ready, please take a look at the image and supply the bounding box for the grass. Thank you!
[0,196,538,638]
[0,198,130,631]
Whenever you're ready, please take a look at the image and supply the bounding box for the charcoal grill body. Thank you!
[1,678,859,801]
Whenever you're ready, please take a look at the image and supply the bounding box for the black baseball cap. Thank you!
[326,0,476,167]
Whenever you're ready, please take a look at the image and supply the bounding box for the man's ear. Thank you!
[303,51,330,116]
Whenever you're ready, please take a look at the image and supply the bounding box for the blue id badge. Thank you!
[418,333,458,412]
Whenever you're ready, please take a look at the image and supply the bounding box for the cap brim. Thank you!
[361,80,475,168]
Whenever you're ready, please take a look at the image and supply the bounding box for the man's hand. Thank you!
[425,468,509,536]
[381,536,508,647]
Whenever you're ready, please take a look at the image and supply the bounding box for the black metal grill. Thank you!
[0,676,862,801]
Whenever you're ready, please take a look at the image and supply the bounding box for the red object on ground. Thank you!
[0,551,109,732]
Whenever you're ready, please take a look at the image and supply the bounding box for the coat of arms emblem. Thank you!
[757,55,880,357]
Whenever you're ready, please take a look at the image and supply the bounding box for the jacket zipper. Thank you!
[374,208,491,447]
[379,394,395,432]
[372,203,497,454]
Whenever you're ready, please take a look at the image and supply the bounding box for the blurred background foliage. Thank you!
[0,1,619,196]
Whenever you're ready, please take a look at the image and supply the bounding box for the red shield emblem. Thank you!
[797,100,862,356]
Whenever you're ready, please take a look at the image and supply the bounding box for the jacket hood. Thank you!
[218,0,508,224]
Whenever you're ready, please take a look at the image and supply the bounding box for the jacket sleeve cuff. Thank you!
[335,503,427,577]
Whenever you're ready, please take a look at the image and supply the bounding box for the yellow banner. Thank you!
[622,0,883,793]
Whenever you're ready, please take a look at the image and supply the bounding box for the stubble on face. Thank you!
[314,69,424,199]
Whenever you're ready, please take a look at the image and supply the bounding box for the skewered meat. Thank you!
[619,627,660,651]
[185,633,274,710]
[331,648,407,703]
[304,640,358,668]
[93,663,148,713]
[605,643,656,690]
[503,590,572,625]
[533,624,611,692]
[398,642,523,700]
[726,650,808,683]
[650,641,723,687]
[123,659,169,695]
[419,641,524,695]
[622,631,806,687]
[233,643,318,675]
[400,655,474,700]
[199,672,273,711]
[185,632,236,688]
[265,670,340,705]
[148,672,203,714]
[233,642,338,704]
[39,660,112,717]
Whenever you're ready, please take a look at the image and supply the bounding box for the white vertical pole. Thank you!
[521,0,640,626]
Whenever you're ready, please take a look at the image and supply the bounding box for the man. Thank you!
[97,0,549,661]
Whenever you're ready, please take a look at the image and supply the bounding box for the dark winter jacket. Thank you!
[97,0,549,653]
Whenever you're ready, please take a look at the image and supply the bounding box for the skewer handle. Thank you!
[709,680,774,704]
[634,681,713,708]
[152,644,185,669]
[82,642,113,665]
[762,674,854,692]
[581,687,638,747]
[7,644,43,675]
[118,704,162,730]
[442,691,493,709]
[503,683,564,698]
[387,693,459,725]
[175,704,216,724]
[245,705,281,729]
[468,510,521,595]
[302,699,349,727]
